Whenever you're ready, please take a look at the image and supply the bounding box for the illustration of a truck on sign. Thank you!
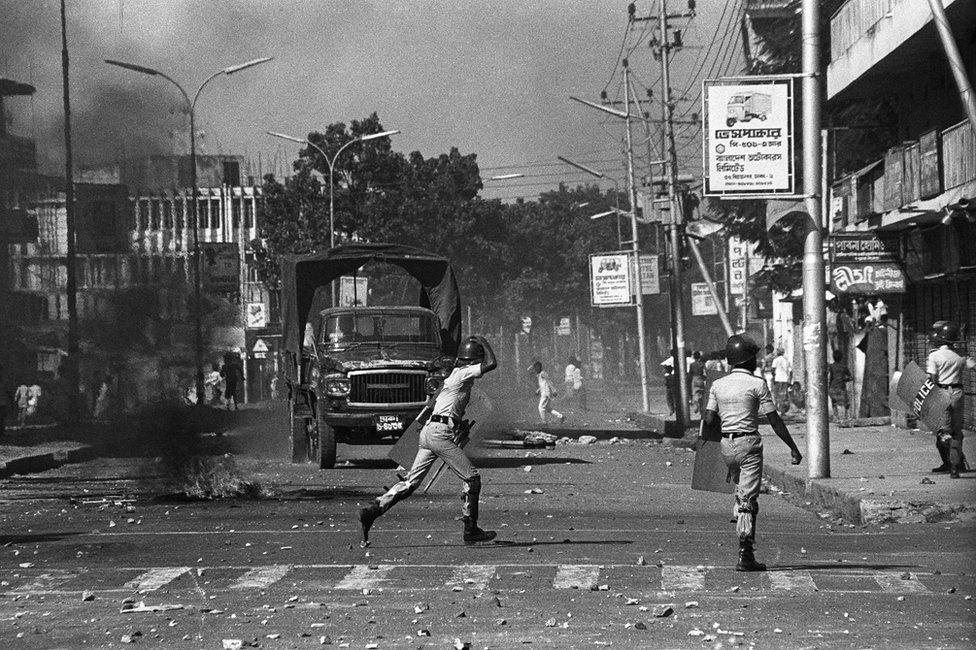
[726,93,771,127]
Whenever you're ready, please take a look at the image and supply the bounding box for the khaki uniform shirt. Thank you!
[926,345,976,386]
[706,368,777,434]
[431,364,482,422]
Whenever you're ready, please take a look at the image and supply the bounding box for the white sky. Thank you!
[2,0,735,200]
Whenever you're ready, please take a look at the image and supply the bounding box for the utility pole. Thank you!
[802,0,830,478]
[60,0,80,422]
[622,62,652,413]
[656,0,692,426]
[926,0,976,132]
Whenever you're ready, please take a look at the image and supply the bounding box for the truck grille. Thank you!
[348,370,428,407]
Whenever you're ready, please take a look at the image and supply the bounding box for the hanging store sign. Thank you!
[703,77,796,198]
[635,254,661,295]
[199,242,240,292]
[829,232,898,264]
[556,317,572,336]
[246,302,267,329]
[590,252,632,307]
[691,282,719,316]
[830,262,906,294]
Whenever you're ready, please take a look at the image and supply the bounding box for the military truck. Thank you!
[279,243,462,468]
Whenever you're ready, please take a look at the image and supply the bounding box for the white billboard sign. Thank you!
[691,282,719,316]
[636,254,660,295]
[703,77,796,197]
[590,253,632,307]
[728,237,766,295]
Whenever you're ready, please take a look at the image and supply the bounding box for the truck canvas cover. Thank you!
[280,242,462,359]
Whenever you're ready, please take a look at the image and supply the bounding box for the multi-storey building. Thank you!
[826,0,976,425]
[7,155,275,406]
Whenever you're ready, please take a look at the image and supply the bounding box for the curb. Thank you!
[763,463,864,525]
[763,462,976,525]
[0,444,94,479]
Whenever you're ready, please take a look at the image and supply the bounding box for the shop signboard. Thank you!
[636,254,660,295]
[829,232,898,263]
[590,252,632,307]
[246,302,267,329]
[557,317,571,336]
[703,77,796,198]
[830,261,906,294]
[199,243,240,292]
[691,282,719,316]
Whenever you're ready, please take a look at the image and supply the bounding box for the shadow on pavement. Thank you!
[333,457,591,469]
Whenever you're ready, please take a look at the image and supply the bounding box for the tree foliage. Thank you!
[254,115,634,333]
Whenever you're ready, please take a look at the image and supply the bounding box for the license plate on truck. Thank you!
[374,414,405,433]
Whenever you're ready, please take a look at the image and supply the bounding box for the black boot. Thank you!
[933,438,952,472]
[359,503,382,547]
[463,516,496,544]
[735,541,766,572]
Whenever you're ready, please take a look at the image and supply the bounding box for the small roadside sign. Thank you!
[252,338,269,359]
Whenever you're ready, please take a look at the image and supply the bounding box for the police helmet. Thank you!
[930,320,961,346]
[725,334,760,367]
[456,339,485,362]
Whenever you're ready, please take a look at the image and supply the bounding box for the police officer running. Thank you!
[704,334,803,572]
[926,321,975,478]
[358,335,499,546]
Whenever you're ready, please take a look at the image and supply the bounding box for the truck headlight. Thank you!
[324,377,350,397]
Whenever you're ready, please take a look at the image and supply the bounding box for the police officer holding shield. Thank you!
[704,334,802,571]
[926,321,975,478]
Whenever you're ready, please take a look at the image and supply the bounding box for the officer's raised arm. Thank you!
[472,336,497,375]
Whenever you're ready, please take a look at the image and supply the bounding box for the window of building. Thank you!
[211,199,221,229]
[150,200,161,230]
[138,200,149,231]
[244,199,254,228]
[163,201,173,229]
[174,199,184,230]
[223,160,241,186]
[232,197,241,228]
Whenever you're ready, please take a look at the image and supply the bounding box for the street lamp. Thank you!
[106,56,272,404]
[559,156,627,248]
[267,129,399,248]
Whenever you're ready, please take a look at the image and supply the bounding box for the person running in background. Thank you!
[688,351,706,416]
[564,356,586,413]
[827,349,852,420]
[530,361,564,425]
[771,348,791,412]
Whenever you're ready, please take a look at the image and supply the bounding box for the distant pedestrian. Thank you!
[662,359,676,416]
[788,381,806,415]
[761,344,776,390]
[828,349,852,420]
[14,383,30,427]
[926,320,975,478]
[530,361,564,425]
[358,336,499,546]
[564,357,586,413]
[688,351,706,415]
[221,360,243,410]
[704,334,802,572]
[771,348,791,411]
[204,363,222,406]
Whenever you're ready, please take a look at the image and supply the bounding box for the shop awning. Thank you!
[765,199,814,232]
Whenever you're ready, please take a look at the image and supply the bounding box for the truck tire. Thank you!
[316,411,338,469]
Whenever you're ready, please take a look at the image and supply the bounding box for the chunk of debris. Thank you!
[453,640,471,650]
[654,605,675,618]
[684,601,699,609]
[81,591,95,602]
[222,640,244,650]
[121,602,184,614]
[578,435,598,445]
[545,617,557,627]
[634,621,648,630]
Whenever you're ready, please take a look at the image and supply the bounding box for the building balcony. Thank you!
[827,0,973,101]
[831,118,976,232]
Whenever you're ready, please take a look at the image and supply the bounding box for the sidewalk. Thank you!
[761,422,976,525]
[0,425,93,479]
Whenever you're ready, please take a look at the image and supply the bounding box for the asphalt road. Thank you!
[0,421,974,649]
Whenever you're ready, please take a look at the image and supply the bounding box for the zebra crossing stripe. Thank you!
[11,570,81,594]
[768,571,817,592]
[553,564,602,590]
[229,565,291,590]
[123,567,189,592]
[874,572,929,593]
[661,565,706,591]
[335,565,393,590]
[446,565,495,591]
